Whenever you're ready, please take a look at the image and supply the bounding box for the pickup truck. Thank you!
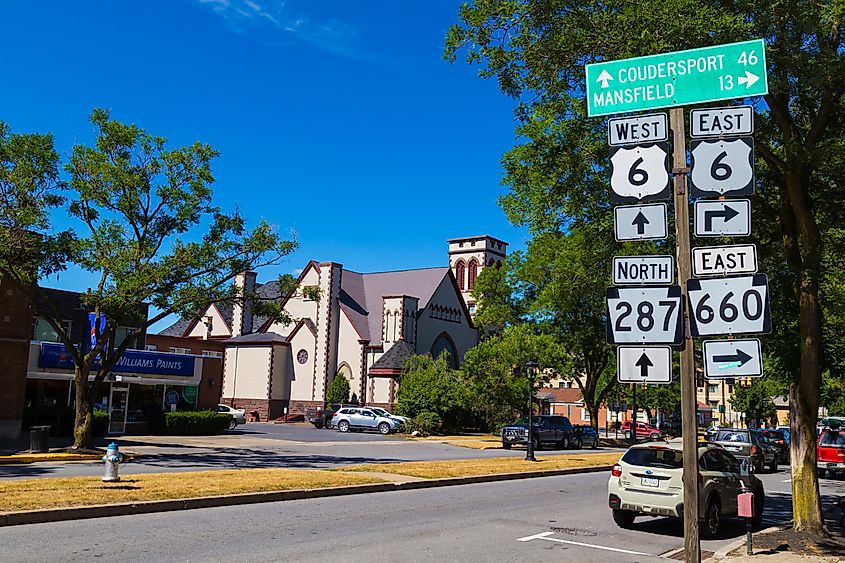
[307,403,358,429]
[501,415,575,450]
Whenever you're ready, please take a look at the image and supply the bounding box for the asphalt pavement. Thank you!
[0,423,619,480]
[2,468,842,562]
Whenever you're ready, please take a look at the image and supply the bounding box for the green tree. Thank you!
[326,372,351,405]
[0,110,297,449]
[731,381,778,427]
[470,260,522,335]
[395,354,468,431]
[461,323,562,430]
[446,1,844,533]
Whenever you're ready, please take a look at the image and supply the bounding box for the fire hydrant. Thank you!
[102,442,124,482]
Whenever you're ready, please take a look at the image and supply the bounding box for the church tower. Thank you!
[447,235,508,315]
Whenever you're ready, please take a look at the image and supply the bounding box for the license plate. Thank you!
[641,477,659,487]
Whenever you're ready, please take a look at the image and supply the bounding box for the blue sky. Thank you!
[0,1,527,329]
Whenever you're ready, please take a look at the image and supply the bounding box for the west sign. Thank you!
[585,39,768,117]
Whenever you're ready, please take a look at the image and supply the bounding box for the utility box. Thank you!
[737,492,754,518]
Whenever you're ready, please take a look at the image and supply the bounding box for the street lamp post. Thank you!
[525,360,538,462]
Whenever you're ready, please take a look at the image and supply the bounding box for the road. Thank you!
[0,423,619,480]
[2,469,842,562]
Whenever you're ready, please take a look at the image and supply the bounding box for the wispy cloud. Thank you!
[194,0,370,60]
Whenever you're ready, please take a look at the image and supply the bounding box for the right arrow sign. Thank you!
[703,339,762,379]
[694,200,751,237]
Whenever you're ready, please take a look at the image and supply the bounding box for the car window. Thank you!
[716,431,749,443]
[700,450,728,472]
[362,410,375,417]
[718,450,741,474]
[819,431,845,446]
[217,406,226,412]
[621,447,683,469]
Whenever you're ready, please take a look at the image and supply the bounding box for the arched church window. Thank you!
[455,260,465,290]
[467,259,479,290]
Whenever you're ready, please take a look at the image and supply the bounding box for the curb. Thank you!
[0,454,102,465]
[0,464,612,527]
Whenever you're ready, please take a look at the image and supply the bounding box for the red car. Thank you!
[817,427,845,478]
[620,420,664,440]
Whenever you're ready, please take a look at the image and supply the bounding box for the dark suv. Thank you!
[307,403,359,429]
[501,415,576,450]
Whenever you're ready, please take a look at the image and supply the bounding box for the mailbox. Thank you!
[737,492,754,518]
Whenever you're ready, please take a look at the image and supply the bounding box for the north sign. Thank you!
[609,144,670,202]
[586,39,768,117]
[690,106,754,138]
[608,113,668,146]
[694,200,751,237]
[703,339,762,379]
[613,255,674,285]
[618,346,672,384]
[689,137,755,197]
[606,286,684,345]
[688,274,772,336]
[692,244,757,277]
[614,203,668,241]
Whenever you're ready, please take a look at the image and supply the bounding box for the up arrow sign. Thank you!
[635,353,653,378]
[596,69,613,88]
[738,70,760,88]
[617,346,671,384]
[632,211,650,235]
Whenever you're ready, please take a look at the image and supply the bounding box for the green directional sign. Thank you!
[586,39,768,117]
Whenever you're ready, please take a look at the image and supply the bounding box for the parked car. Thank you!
[307,403,359,429]
[332,407,401,434]
[608,440,765,538]
[817,427,845,478]
[762,429,789,463]
[620,420,664,440]
[501,415,575,450]
[711,429,777,473]
[573,425,599,449]
[216,404,246,430]
[367,406,409,425]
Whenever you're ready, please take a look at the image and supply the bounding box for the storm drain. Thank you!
[550,527,598,537]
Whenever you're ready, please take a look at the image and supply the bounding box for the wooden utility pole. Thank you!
[670,107,700,563]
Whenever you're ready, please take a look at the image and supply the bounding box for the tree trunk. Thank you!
[72,366,94,450]
[790,275,826,534]
[588,404,600,432]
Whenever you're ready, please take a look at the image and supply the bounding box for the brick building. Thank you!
[0,277,33,439]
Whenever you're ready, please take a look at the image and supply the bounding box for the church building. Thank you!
[159,235,507,419]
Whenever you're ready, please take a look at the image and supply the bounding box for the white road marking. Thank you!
[782,479,791,482]
[517,531,657,557]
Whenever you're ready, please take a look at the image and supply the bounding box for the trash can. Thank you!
[29,426,51,453]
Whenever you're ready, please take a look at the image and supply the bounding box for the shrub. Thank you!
[405,411,442,437]
[93,411,109,436]
[326,372,350,405]
[156,411,230,435]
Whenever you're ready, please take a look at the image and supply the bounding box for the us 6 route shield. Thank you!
[586,39,768,117]
[606,286,684,345]
[687,274,772,336]
[689,137,755,197]
[609,144,670,202]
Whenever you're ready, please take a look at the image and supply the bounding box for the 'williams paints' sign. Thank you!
[39,343,195,377]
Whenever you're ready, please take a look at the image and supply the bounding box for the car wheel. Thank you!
[624,430,631,440]
[701,498,722,539]
[591,437,598,449]
[502,442,512,450]
[612,509,636,528]
[649,432,659,439]
[378,422,391,435]
[338,420,350,433]
[228,418,238,430]
[575,438,583,449]
[532,435,541,451]
[561,436,570,450]
[818,468,827,478]
[314,421,324,429]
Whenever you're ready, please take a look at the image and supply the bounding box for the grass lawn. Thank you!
[0,469,384,513]
[337,452,620,479]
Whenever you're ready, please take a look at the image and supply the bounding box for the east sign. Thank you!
[586,39,768,117]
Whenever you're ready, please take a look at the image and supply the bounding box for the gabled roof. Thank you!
[158,302,233,337]
[537,387,584,404]
[224,332,288,345]
[369,339,416,375]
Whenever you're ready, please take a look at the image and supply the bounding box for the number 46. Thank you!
[738,51,758,65]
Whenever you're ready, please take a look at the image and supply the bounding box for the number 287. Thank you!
[614,300,677,332]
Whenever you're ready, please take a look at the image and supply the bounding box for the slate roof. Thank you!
[224,332,288,344]
[369,339,416,372]
[537,387,584,404]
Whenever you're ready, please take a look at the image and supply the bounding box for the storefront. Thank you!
[26,342,204,435]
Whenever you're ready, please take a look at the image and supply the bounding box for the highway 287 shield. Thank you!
[606,286,683,345]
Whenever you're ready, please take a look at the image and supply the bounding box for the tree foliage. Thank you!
[326,372,351,406]
[0,109,297,449]
[446,0,844,533]
[395,354,469,432]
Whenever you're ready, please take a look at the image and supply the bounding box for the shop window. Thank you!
[114,326,137,349]
[202,350,223,358]
[145,344,158,351]
[170,347,191,355]
[32,317,71,342]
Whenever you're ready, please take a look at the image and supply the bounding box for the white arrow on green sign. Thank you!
[585,39,768,117]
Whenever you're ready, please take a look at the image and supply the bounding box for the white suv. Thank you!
[332,407,401,434]
[608,440,765,538]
